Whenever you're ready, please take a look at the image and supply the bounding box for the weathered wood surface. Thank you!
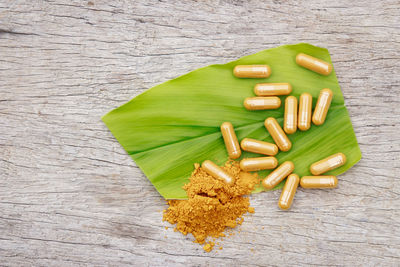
[1,0,399,266]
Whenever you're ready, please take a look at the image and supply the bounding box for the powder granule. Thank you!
[163,160,258,252]
[203,241,215,252]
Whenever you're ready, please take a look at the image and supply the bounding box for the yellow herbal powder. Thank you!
[163,160,258,252]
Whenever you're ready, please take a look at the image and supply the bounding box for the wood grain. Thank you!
[1,0,399,266]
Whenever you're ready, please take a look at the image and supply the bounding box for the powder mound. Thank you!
[163,161,258,252]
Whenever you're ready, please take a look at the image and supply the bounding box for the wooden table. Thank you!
[1,1,399,266]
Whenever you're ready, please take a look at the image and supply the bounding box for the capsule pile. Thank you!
[202,53,347,210]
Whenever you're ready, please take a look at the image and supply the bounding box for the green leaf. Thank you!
[102,43,361,199]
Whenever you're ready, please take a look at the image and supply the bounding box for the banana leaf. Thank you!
[102,43,361,199]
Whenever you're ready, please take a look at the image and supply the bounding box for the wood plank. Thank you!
[0,0,399,265]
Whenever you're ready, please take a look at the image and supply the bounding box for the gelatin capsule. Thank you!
[244,97,281,110]
[233,65,271,78]
[298,93,312,131]
[310,153,346,175]
[220,122,241,159]
[262,161,294,189]
[202,160,235,185]
[295,53,332,76]
[284,96,297,134]
[240,157,278,172]
[264,117,292,152]
[312,88,333,125]
[240,138,278,156]
[254,83,292,96]
[278,173,299,210]
[300,176,338,188]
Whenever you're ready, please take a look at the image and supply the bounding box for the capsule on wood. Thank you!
[240,157,278,172]
[300,176,338,189]
[262,161,294,189]
[233,65,271,78]
[278,174,299,210]
[220,122,241,159]
[296,53,332,76]
[310,153,346,175]
[284,96,297,134]
[202,160,235,185]
[244,97,281,110]
[298,93,312,131]
[254,83,292,96]
[312,88,333,125]
[264,117,292,152]
[240,138,278,156]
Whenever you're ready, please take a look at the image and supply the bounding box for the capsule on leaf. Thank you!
[312,88,333,126]
[298,93,312,131]
[240,157,278,172]
[284,96,297,134]
[220,122,241,159]
[264,117,292,152]
[244,97,281,110]
[296,53,332,76]
[262,161,294,189]
[254,83,292,96]
[233,65,271,78]
[310,153,346,175]
[240,138,278,156]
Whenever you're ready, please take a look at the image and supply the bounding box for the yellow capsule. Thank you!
[233,65,271,78]
[254,83,292,96]
[262,161,294,189]
[240,138,278,156]
[278,173,299,210]
[312,88,333,125]
[202,160,235,186]
[240,157,278,172]
[298,93,313,131]
[244,97,281,110]
[300,176,338,188]
[295,53,332,76]
[310,153,347,175]
[284,96,297,134]
[220,122,241,159]
[264,117,292,152]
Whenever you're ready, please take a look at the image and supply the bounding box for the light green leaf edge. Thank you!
[102,43,362,199]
